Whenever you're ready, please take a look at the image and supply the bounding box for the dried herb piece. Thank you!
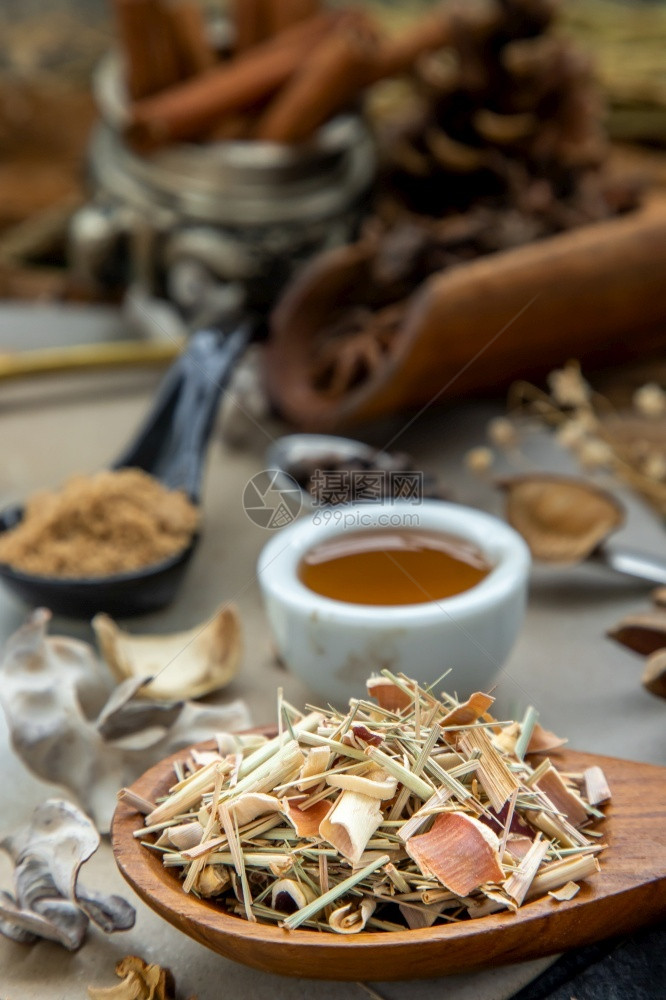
[607,612,666,657]
[92,605,242,702]
[500,474,624,563]
[406,812,504,897]
[642,649,666,700]
[88,955,179,1000]
[0,800,135,951]
[0,610,250,832]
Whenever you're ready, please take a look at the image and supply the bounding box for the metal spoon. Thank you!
[0,326,249,618]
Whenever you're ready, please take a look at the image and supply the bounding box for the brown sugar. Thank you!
[0,468,200,578]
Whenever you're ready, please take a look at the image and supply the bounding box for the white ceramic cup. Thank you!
[257,501,531,705]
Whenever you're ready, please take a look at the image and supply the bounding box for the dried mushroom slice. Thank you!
[0,799,135,951]
[88,956,176,1000]
[500,474,624,563]
[0,610,250,832]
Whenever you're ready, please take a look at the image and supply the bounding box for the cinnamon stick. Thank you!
[366,10,455,84]
[126,11,336,151]
[255,24,376,144]
[266,0,320,35]
[232,0,272,53]
[164,0,216,75]
[114,0,183,99]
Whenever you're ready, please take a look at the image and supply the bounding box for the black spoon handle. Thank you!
[115,325,252,501]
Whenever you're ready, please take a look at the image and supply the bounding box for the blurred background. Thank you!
[1,0,665,305]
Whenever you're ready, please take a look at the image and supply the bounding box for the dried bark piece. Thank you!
[527,723,568,755]
[505,835,534,862]
[195,866,230,899]
[0,799,135,951]
[642,649,666,699]
[366,676,412,712]
[607,612,666,657]
[88,955,176,1000]
[535,765,589,827]
[93,605,242,702]
[474,109,536,145]
[440,692,495,734]
[406,812,504,897]
[319,791,384,865]
[282,798,332,838]
[500,475,624,563]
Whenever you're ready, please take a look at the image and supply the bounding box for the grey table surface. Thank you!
[0,305,664,1000]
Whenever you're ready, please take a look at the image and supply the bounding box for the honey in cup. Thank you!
[298,528,492,606]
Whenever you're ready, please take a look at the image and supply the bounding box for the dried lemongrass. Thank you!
[325,768,397,800]
[504,835,549,906]
[583,767,612,807]
[328,898,375,934]
[228,793,281,827]
[271,879,315,914]
[548,881,581,902]
[320,791,385,865]
[135,672,608,935]
[535,766,589,828]
[459,728,520,812]
[298,746,332,790]
[500,475,624,564]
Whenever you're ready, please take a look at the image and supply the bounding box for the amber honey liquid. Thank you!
[298,529,491,606]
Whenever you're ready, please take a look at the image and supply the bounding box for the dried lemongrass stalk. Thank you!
[328,898,376,934]
[136,672,608,935]
[459,728,520,812]
[535,765,590,828]
[548,880,581,902]
[504,835,549,906]
[325,767,397,800]
[528,855,600,899]
[298,746,331,790]
[319,791,384,865]
[583,766,612,807]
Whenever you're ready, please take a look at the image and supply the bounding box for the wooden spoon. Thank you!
[111,741,666,981]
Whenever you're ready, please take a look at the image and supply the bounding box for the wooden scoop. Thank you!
[112,742,666,981]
